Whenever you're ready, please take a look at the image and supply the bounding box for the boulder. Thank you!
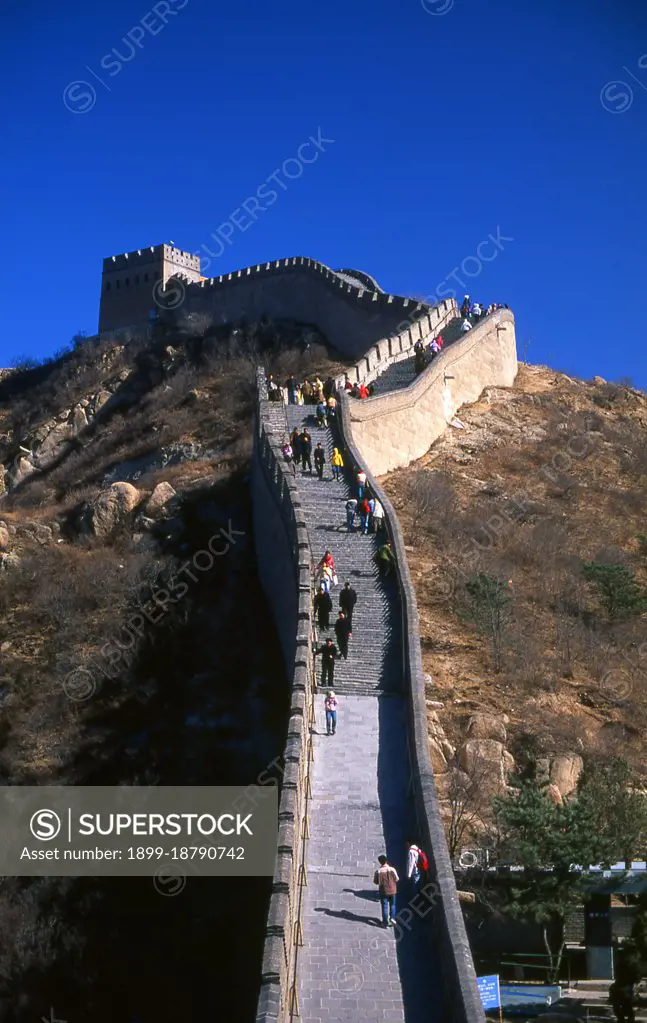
[32,421,75,467]
[546,784,563,806]
[592,376,606,386]
[429,737,448,774]
[144,482,178,519]
[466,712,507,744]
[10,456,35,487]
[0,522,9,551]
[73,406,88,431]
[550,754,583,799]
[17,522,52,543]
[458,739,507,794]
[87,482,142,539]
[94,390,112,411]
[0,553,20,570]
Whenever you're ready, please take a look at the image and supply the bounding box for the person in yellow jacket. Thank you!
[331,447,344,482]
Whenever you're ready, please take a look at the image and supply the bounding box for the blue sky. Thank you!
[1,0,646,385]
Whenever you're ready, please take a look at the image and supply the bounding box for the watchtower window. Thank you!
[105,282,111,291]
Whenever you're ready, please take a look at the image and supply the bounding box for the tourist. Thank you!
[461,319,472,332]
[373,855,399,928]
[406,839,428,892]
[375,541,396,578]
[314,583,333,630]
[344,375,353,391]
[323,376,335,400]
[326,394,337,419]
[314,638,338,690]
[290,427,303,464]
[316,550,336,579]
[414,349,426,375]
[316,400,328,427]
[331,447,344,481]
[282,440,295,472]
[314,442,326,479]
[350,383,360,399]
[339,581,357,627]
[372,497,385,533]
[471,302,482,321]
[345,496,358,532]
[334,611,352,660]
[286,374,298,405]
[324,689,338,735]
[302,379,314,403]
[367,382,376,397]
[356,469,367,501]
[301,428,313,473]
[460,295,470,318]
[359,496,371,535]
[414,339,424,354]
[436,334,444,350]
[358,383,369,400]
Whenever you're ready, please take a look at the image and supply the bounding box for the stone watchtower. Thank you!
[98,243,203,334]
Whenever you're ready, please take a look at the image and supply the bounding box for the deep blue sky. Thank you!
[1,0,646,384]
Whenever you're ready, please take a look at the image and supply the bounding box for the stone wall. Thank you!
[346,310,517,476]
[169,256,433,360]
[252,372,318,1023]
[337,395,486,1023]
[335,297,458,387]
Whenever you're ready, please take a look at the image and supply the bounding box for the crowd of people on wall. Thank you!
[459,294,509,333]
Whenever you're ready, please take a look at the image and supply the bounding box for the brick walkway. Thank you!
[296,694,443,1022]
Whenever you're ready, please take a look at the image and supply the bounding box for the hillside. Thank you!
[0,319,345,1022]
[381,365,647,848]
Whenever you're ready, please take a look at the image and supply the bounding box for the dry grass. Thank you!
[382,365,647,772]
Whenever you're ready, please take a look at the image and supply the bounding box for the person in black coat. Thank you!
[339,582,357,628]
[334,611,352,660]
[314,638,338,687]
[314,443,326,480]
[314,584,333,629]
[301,429,313,472]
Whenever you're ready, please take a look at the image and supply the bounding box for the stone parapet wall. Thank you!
[336,393,486,1023]
[346,310,517,476]
[252,371,317,1023]
[179,256,433,359]
[334,297,458,388]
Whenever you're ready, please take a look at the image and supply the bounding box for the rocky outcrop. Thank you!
[466,712,508,745]
[549,754,583,799]
[84,482,142,539]
[0,521,9,551]
[458,739,511,795]
[143,482,178,519]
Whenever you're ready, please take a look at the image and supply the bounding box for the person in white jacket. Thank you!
[407,839,422,889]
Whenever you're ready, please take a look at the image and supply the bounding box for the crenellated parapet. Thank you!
[252,371,317,1023]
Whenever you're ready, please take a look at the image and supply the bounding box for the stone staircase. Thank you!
[371,315,464,393]
[279,403,402,696]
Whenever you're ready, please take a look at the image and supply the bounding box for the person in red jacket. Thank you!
[358,496,371,535]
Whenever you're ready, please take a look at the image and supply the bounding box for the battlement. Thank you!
[98,245,435,356]
[102,244,201,274]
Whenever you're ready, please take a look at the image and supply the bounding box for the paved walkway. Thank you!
[297,695,443,1022]
[269,403,444,1022]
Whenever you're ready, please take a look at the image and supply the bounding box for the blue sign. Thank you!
[477,974,501,1010]
[500,984,560,1007]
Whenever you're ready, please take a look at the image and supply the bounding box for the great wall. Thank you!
[104,245,518,1021]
